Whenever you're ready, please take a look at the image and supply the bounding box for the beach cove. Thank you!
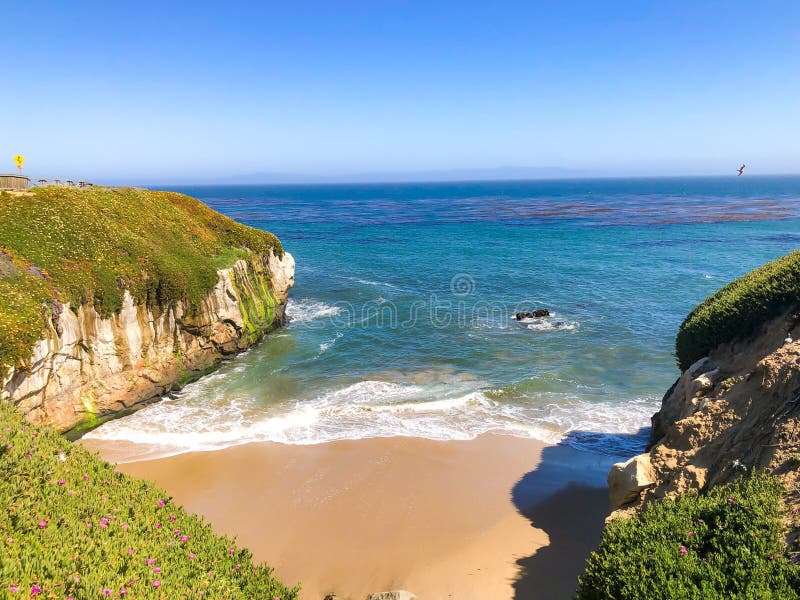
[76,177,800,597]
[83,434,612,598]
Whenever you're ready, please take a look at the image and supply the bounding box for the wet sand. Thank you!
[83,434,611,599]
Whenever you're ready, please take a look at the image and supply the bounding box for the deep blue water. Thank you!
[86,176,800,461]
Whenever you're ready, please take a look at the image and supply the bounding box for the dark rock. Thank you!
[515,309,550,320]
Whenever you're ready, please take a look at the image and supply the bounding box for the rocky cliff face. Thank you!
[1,251,294,431]
[608,307,800,527]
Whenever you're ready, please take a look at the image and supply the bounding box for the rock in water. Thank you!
[608,454,656,509]
[516,309,550,320]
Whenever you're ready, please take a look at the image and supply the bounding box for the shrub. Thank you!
[676,250,800,371]
[0,402,298,598]
[577,474,800,599]
[0,187,283,373]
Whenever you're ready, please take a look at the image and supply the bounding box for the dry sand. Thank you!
[83,434,611,599]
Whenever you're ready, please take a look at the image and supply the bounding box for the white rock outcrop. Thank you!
[1,251,294,431]
[608,453,656,509]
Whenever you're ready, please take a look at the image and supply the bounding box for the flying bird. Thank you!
[737,164,746,176]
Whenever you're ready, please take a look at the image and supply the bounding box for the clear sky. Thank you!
[2,1,799,183]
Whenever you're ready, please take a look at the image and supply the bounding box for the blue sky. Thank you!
[2,1,799,183]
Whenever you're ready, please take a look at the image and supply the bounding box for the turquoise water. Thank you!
[86,176,800,461]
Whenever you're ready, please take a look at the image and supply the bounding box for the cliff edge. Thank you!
[608,251,800,550]
[0,187,294,431]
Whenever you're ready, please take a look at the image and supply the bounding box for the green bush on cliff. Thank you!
[0,187,283,373]
[577,474,800,600]
[0,401,298,598]
[676,250,800,371]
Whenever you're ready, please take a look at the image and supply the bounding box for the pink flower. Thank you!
[680,545,688,555]
[25,452,32,458]
[180,535,189,542]
[37,520,48,528]
[119,591,128,597]
[6,537,12,543]
[103,589,112,596]
[228,548,234,555]
[8,585,19,593]
[155,524,162,529]
[157,500,165,507]
[146,558,155,566]
[189,552,196,559]
[153,567,161,574]
[169,515,176,522]
[127,548,135,555]
[152,581,161,588]
[173,529,180,536]
[727,496,735,503]
[73,577,80,583]
[120,522,129,530]
[31,586,41,596]
[83,474,89,480]
[688,531,695,537]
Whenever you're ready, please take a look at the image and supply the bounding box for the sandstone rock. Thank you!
[366,592,416,600]
[608,453,656,509]
[1,251,294,431]
[650,356,721,445]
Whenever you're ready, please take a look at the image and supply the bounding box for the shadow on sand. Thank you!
[511,429,649,600]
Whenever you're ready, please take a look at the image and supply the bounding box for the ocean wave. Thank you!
[515,313,580,332]
[286,298,342,323]
[85,376,656,462]
[318,331,344,354]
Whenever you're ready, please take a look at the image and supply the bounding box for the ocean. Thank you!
[84,176,800,461]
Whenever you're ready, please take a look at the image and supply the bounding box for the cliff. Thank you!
[607,252,800,548]
[0,187,294,431]
[577,253,800,599]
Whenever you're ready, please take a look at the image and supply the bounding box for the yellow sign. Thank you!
[13,155,24,172]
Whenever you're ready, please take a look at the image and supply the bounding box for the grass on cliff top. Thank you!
[676,250,800,371]
[0,186,283,373]
[577,473,800,600]
[0,401,298,598]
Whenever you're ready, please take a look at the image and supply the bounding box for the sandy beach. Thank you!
[82,434,613,599]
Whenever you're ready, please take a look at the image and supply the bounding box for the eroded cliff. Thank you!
[608,306,800,551]
[0,186,295,431]
[1,250,294,431]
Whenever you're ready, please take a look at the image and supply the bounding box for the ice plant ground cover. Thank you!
[577,473,800,599]
[0,186,283,374]
[676,249,800,371]
[0,403,298,598]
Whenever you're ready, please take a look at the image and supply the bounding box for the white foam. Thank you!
[526,319,579,332]
[318,331,344,353]
[286,298,342,323]
[85,375,657,463]
[515,312,579,332]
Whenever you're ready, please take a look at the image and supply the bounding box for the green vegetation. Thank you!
[577,474,800,599]
[0,187,283,374]
[0,401,298,598]
[676,250,800,371]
